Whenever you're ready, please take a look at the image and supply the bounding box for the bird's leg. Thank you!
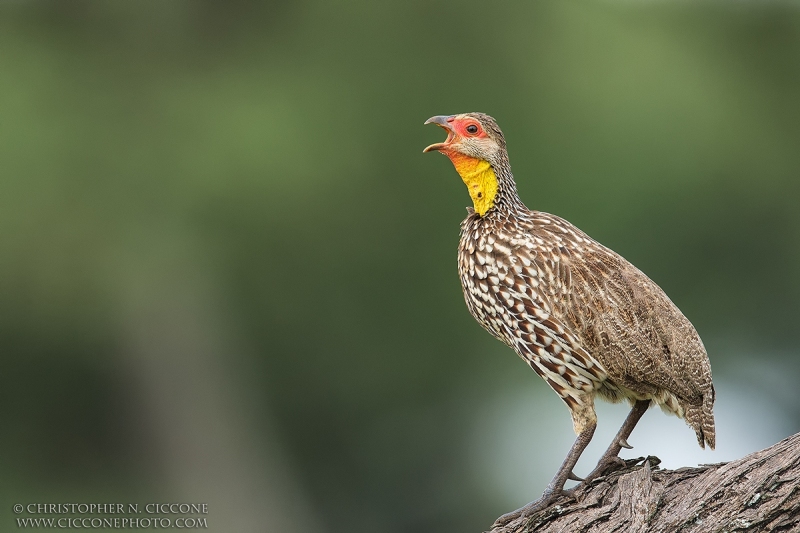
[492,420,596,530]
[574,399,650,488]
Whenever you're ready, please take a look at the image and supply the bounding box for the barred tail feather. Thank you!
[685,387,716,450]
[702,385,716,450]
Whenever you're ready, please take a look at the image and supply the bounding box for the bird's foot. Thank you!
[490,489,564,532]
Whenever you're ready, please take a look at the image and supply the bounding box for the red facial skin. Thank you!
[451,117,488,137]
[424,115,490,160]
[437,117,489,170]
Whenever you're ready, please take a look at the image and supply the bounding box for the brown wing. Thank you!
[522,212,716,448]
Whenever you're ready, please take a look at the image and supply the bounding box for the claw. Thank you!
[567,471,584,482]
[619,437,633,449]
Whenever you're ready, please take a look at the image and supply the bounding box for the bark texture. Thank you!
[490,433,800,533]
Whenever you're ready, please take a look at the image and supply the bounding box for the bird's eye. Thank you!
[466,124,479,134]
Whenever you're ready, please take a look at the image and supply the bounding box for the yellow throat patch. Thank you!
[447,153,498,216]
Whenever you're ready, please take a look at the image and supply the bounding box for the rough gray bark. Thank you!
[489,433,800,533]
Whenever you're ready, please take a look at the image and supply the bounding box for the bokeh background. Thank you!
[1,1,799,532]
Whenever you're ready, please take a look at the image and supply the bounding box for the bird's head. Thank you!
[423,112,507,165]
[423,112,509,216]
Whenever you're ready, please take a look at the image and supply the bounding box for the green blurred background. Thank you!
[1,1,799,531]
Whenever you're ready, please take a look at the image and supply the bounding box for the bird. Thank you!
[423,112,715,529]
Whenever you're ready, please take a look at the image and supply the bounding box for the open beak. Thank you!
[423,115,456,153]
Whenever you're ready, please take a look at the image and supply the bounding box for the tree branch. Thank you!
[489,433,800,533]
